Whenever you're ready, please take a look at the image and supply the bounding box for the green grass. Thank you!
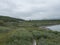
[0,26,60,45]
[0,16,60,45]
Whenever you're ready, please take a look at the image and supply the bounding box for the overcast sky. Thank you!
[0,0,60,20]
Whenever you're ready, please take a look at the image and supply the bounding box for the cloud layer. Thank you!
[0,0,60,20]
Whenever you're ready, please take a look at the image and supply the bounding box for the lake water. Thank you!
[47,25,60,31]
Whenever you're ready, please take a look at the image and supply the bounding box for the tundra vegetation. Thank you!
[0,16,60,45]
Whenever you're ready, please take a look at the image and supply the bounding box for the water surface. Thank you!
[47,25,60,31]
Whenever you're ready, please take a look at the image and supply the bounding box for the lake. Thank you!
[47,25,60,31]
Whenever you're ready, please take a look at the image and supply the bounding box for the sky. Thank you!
[0,0,60,20]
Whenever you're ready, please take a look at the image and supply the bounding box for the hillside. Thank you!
[0,16,60,27]
[0,16,24,22]
[0,16,25,27]
[0,16,60,45]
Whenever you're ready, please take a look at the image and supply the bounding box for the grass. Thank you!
[0,16,60,45]
[0,26,60,45]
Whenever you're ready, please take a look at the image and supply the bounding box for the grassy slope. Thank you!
[0,16,60,45]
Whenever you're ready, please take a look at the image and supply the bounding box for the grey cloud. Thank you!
[0,0,60,20]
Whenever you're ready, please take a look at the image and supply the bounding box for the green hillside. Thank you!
[0,16,24,22]
[0,16,60,45]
